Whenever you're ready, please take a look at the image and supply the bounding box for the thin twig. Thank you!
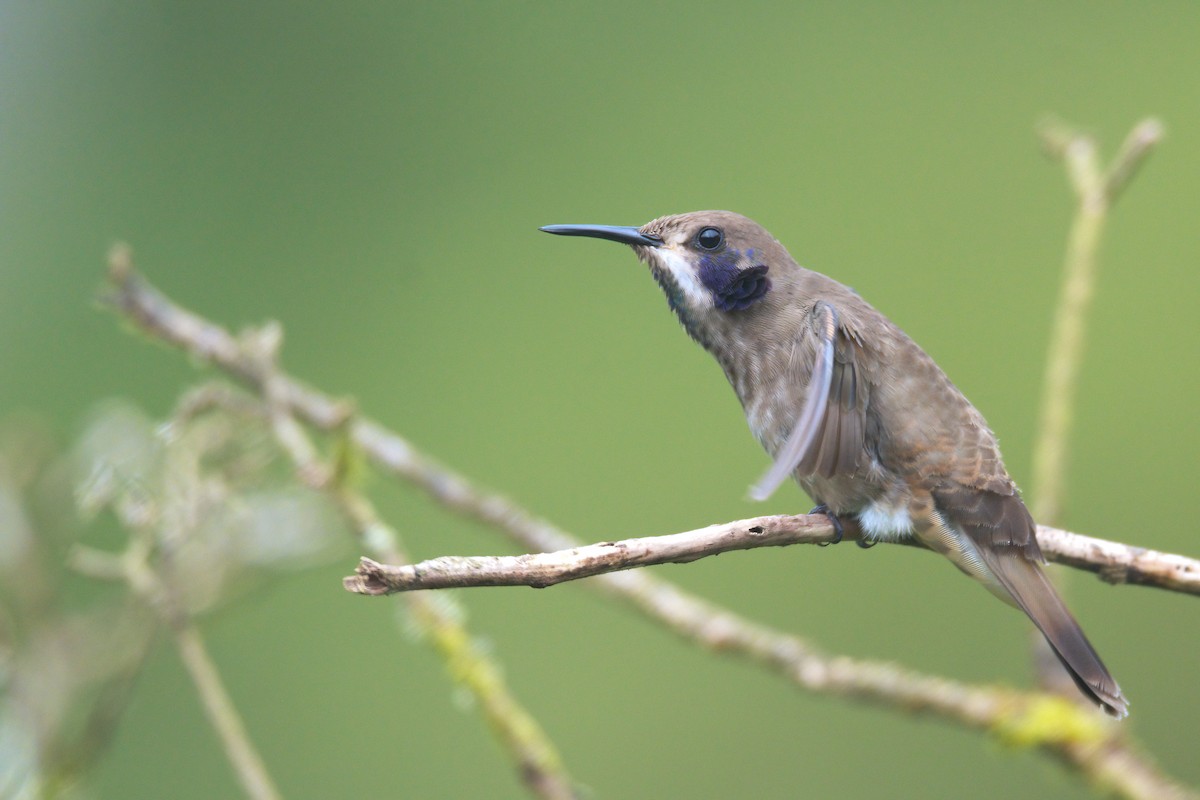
[1031,117,1162,525]
[103,252,1199,800]
[171,624,281,800]
[1105,119,1165,204]
[71,546,282,800]
[246,327,579,800]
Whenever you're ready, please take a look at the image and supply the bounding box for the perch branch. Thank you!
[342,515,1200,597]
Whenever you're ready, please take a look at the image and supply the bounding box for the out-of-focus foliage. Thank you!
[0,393,345,796]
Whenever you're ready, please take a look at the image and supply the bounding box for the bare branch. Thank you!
[343,514,837,593]
[1032,116,1162,525]
[1035,526,1199,595]
[1105,118,1164,203]
[171,623,282,800]
[342,514,1200,597]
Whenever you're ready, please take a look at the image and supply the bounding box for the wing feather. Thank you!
[750,302,866,500]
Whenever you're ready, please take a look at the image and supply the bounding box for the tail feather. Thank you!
[930,487,1127,718]
[983,551,1127,718]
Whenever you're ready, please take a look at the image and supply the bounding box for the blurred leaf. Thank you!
[0,478,34,573]
[0,710,39,800]
[223,489,343,568]
[71,401,163,526]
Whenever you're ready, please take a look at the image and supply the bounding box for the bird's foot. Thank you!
[810,505,843,546]
[810,505,875,548]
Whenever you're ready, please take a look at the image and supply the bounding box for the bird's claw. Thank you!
[810,505,843,546]
[810,504,875,548]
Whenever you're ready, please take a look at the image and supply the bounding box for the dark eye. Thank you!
[696,227,724,250]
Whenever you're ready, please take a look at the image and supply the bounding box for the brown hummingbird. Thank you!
[541,211,1126,718]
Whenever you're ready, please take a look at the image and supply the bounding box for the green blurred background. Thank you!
[3,2,1199,797]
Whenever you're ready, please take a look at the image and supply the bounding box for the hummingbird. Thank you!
[540,211,1126,718]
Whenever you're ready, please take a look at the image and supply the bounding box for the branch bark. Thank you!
[342,513,1200,597]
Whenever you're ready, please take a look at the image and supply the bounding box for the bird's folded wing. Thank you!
[750,302,866,500]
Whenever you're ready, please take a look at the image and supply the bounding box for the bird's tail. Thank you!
[985,553,1127,718]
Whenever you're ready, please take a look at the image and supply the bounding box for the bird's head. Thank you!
[541,210,799,345]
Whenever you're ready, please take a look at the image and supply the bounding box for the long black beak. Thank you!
[539,224,662,247]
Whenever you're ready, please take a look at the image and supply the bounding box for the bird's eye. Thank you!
[696,227,724,250]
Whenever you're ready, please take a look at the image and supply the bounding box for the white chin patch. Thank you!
[858,502,914,541]
[652,247,709,307]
